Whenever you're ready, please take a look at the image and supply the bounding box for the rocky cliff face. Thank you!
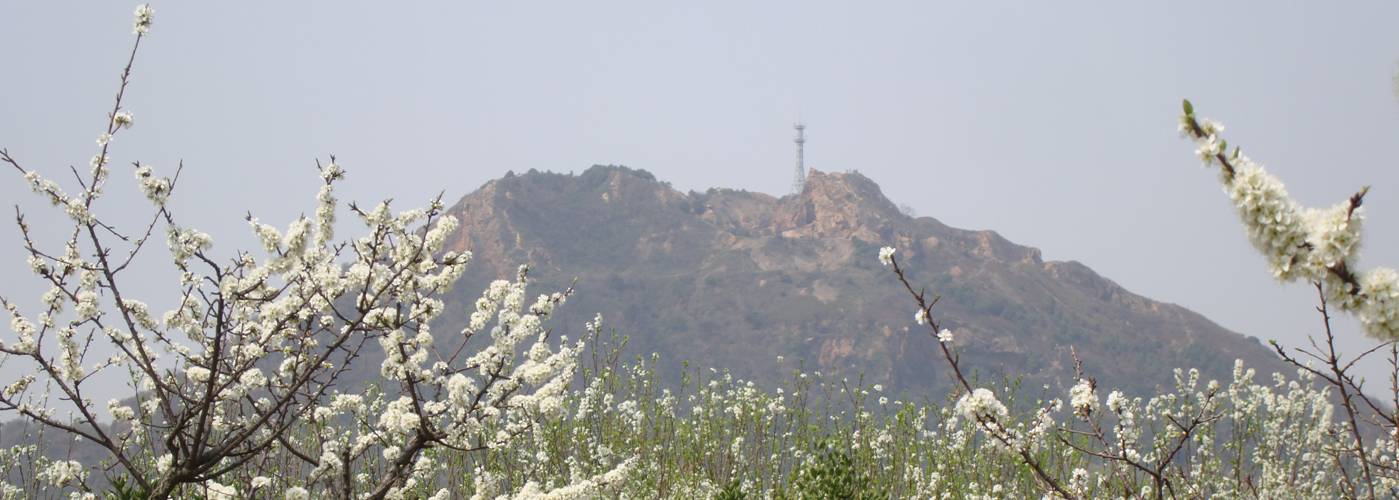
[435,165,1285,398]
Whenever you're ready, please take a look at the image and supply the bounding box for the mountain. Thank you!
[433,165,1287,399]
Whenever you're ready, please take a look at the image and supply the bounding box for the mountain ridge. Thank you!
[434,164,1286,398]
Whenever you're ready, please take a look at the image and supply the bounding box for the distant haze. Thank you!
[3,2,1399,390]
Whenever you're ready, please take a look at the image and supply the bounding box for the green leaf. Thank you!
[1182,99,1194,115]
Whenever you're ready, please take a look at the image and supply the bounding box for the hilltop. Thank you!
[433,165,1287,398]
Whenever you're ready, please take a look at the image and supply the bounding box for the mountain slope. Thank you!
[435,165,1286,398]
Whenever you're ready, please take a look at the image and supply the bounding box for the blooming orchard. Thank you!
[3,4,1397,499]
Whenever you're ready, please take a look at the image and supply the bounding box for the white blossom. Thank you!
[955,387,1007,421]
[39,460,84,487]
[878,246,895,266]
[134,164,171,204]
[186,366,211,383]
[1069,379,1098,416]
[2,376,34,399]
[112,111,134,129]
[133,4,153,34]
[1106,390,1128,414]
[202,481,237,500]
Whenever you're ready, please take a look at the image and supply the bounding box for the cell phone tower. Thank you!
[792,123,807,195]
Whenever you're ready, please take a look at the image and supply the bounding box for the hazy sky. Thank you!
[3,2,1399,389]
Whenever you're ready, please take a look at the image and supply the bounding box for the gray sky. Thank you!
[3,1,1399,391]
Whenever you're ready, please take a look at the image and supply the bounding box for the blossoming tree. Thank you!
[1178,100,1399,498]
[874,101,1399,499]
[0,6,625,499]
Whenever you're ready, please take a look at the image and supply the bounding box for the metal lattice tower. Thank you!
[792,123,806,194]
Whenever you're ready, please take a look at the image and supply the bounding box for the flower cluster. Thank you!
[1181,101,1399,339]
[112,111,133,129]
[133,164,170,204]
[39,460,85,488]
[955,388,1008,422]
[133,4,153,34]
[1068,378,1098,417]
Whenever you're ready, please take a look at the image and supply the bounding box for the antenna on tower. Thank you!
[792,123,806,195]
